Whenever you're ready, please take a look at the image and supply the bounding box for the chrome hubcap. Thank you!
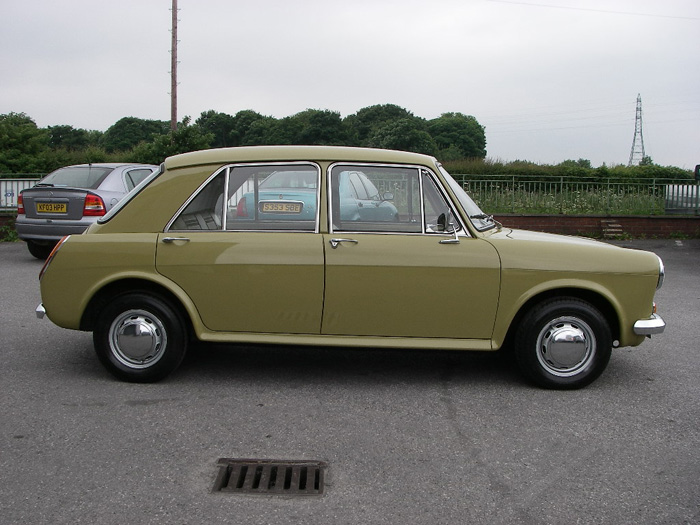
[109,309,167,369]
[536,316,595,377]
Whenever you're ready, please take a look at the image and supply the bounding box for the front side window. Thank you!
[330,164,461,235]
[330,165,418,233]
[169,163,320,232]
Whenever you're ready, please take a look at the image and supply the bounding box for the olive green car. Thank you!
[36,146,665,388]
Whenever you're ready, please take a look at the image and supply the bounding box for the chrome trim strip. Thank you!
[657,256,665,289]
[166,162,321,234]
[326,162,469,237]
[633,314,666,335]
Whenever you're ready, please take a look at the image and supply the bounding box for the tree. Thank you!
[427,113,486,159]
[344,104,420,146]
[47,125,90,151]
[102,117,169,153]
[365,118,437,155]
[0,112,49,172]
[131,116,214,165]
[559,158,592,169]
[230,110,267,146]
[292,109,348,145]
[195,110,237,148]
[240,115,279,146]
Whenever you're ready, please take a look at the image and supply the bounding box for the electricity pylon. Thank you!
[628,93,645,166]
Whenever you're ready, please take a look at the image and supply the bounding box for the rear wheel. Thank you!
[26,240,55,260]
[514,298,612,389]
[93,293,187,383]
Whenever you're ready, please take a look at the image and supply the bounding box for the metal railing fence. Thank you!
[0,178,41,211]
[451,175,700,215]
[2,174,699,215]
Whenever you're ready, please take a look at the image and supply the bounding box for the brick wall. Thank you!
[494,214,700,238]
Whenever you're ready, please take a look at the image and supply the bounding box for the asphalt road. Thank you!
[1,239,698,524]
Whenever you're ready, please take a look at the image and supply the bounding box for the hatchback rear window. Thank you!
[39,166,113,189]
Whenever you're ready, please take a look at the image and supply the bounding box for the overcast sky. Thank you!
[1,0,698,168]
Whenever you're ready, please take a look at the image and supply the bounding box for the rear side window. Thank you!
[226,164,319,231]
[39,166,113,189]
[169,163,320,232]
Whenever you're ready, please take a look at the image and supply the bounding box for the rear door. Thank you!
[156,163,325,334]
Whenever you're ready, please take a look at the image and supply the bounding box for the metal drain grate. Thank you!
[213,459,327,496]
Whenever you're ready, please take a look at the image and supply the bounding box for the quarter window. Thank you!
[125,168,154,191]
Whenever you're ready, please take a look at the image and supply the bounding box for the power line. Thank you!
[486,0,700,21]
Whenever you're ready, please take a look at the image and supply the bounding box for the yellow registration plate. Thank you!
[36,202,67,214]
[260,202,303,214]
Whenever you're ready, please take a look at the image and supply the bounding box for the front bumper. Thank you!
[633,314,665,336]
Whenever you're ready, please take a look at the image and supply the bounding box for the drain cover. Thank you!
[213,458,327,496]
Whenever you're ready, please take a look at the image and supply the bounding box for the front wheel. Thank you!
[514,298,612,389]
[93,293,187,383]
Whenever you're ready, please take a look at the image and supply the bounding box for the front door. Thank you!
[322,164,501,340]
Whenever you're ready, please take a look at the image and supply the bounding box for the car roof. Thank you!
[164,146,438,171]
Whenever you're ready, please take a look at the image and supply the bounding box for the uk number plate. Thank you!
[36,202,67,213]
[260,201,303,214]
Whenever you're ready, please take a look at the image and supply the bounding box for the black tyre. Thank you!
[27,240,55,260]
[93,293,188,383]
[514,298,612,389]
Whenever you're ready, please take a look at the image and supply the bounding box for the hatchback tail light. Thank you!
[83,194,106,216]
[17,194,25,215]
[236,197,248,217]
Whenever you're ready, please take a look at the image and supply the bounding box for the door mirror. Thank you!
[382,191,394,201]
[437,211,457,233]
[437,210,461,244]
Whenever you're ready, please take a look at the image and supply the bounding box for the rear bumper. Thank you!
[633,314,665,336]
[15,219,90,242]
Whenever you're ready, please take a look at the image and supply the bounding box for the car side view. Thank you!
[36,146,665,388]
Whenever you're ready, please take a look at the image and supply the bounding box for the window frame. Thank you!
[166,161,322,234]
[327,162,468,237]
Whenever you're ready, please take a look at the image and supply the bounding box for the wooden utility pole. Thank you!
[170,0,178,132]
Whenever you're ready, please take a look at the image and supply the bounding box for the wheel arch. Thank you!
[80,278,195,339]
[498,287,620,351]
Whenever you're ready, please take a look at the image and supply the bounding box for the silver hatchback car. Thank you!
[16,163,157,258]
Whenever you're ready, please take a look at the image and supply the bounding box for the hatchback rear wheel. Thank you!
[93,293,187,382]
[26,240,55,260]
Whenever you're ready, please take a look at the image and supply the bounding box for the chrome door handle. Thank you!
[162,237,190,243]
[330,238,358,249]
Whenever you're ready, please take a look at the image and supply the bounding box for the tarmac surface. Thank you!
[1,239,698,524]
